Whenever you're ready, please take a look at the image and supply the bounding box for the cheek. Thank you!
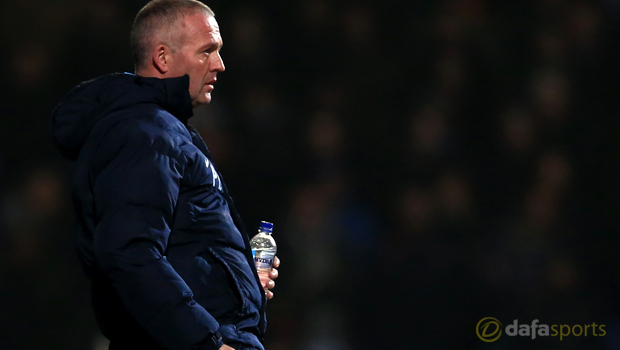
[189,70,204,89]
[190,80,205,96]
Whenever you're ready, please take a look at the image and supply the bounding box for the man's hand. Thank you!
[220,345,235,350]
[258,256,280,299]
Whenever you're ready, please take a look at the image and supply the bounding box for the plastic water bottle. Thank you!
[250,221,277,275]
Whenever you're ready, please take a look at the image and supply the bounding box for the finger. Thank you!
[262,279,275,291]
[259,275,270,288]
[273,256,280,268]
[269,268,278,280]
[266,290,274,299]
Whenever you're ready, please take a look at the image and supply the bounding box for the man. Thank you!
[50,1,278,349]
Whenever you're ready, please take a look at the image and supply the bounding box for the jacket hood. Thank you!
[51,72,194,160]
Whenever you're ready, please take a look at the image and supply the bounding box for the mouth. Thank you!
[205,78,216,92]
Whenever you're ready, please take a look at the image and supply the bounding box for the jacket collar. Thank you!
[134,74,194,125]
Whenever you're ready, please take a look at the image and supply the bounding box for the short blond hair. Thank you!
[130,0,214,71]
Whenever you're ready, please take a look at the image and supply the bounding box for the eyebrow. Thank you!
[199,40,223,52]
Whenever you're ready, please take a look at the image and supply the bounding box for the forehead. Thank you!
[182,13,222,46]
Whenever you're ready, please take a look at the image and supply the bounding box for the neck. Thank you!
[135,66,165,79]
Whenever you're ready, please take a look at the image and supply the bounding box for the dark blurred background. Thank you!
[1,0,619,349]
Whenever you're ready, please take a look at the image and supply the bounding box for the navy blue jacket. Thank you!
[51,73,266,350]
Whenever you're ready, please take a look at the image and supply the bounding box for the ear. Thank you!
[151,44,172,74]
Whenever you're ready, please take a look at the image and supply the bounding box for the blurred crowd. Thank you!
[1,0,619,349]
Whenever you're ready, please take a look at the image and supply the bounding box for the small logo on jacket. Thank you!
[205,158,223,192]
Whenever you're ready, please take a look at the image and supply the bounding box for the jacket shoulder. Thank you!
[89,105,193,167]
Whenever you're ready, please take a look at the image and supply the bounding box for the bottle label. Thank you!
[254,256,274,269]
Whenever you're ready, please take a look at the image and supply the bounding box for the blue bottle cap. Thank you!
[259,221,273,234]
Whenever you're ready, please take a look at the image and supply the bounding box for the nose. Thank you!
[213,51,225,72]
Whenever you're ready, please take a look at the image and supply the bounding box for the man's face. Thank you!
[168,13,225,107]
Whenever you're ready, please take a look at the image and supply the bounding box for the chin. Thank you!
[200,93,212,105]
[193,95,211,107]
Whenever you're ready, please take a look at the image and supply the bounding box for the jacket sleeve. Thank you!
[92,123,223,350]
